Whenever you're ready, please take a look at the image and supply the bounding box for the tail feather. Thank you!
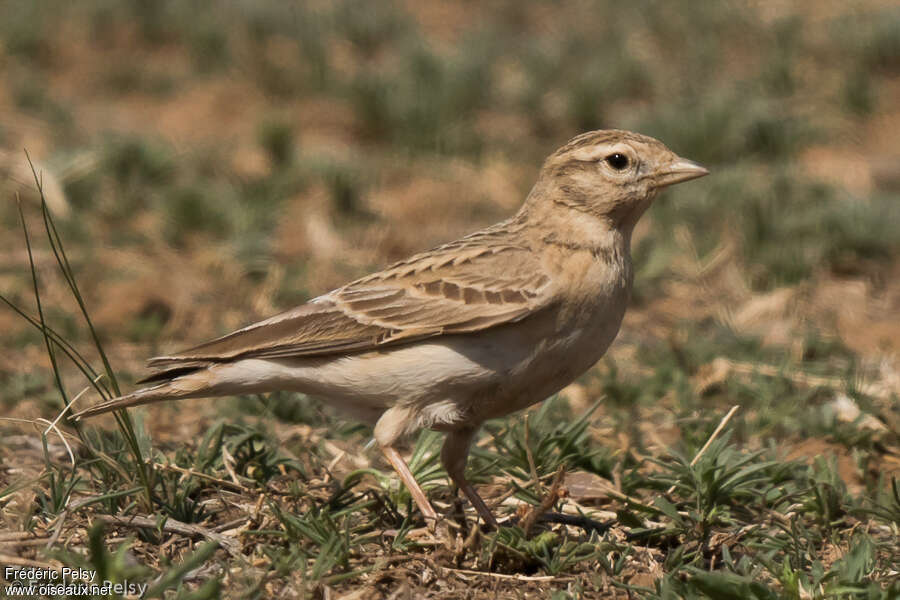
[136,364,208,384]
[73,368,217,420]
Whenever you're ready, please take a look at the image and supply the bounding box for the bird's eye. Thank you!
[605,153,629,170]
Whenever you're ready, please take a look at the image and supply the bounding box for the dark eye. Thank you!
[605,153,629,170]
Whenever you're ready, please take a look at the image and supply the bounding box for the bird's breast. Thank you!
[466,254,632,420]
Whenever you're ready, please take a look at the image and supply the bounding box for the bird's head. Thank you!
[531,130,708,231]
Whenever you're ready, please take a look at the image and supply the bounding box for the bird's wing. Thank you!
[146,232,553,370]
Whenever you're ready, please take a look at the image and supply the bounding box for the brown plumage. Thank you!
[75,130,708,528]
[152,224,549,366]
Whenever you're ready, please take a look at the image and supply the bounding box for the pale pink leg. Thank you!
[381,445,439,524]
[442,428,499,529]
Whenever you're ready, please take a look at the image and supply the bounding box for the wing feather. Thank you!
[146,222,553,370]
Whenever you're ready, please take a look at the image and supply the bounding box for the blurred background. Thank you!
[1,0,899,593]
[2,0,899,471]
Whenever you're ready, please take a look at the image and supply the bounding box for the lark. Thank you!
[75,130,708,528]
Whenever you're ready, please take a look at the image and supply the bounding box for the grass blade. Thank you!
[23,154,155,509]
[16,193,74,427]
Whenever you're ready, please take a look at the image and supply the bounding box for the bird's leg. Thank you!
[380,444,439,525]
[442,427,499,529]
[375,406,439,525]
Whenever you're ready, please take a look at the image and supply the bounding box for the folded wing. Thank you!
[145,234,553,374]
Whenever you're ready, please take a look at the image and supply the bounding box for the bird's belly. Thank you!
[252,343,499,423]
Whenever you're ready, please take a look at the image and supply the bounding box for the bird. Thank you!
[74,129,708,529]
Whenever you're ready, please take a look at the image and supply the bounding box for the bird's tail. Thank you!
[73,367,219,420]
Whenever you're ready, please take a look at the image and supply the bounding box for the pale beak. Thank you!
[657,157,709,187]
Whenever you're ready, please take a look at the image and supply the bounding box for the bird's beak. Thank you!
[656,157,709,187]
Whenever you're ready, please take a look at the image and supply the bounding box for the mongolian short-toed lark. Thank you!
[75,129,708,528]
